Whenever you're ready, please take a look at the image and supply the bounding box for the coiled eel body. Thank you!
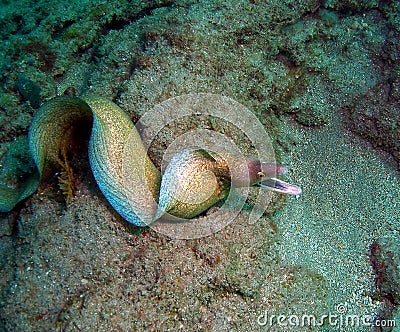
[0,96,301,226]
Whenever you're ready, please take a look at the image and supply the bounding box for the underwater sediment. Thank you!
[0,0,399,330]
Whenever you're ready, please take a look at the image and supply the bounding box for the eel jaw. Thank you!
[257,178,302,195]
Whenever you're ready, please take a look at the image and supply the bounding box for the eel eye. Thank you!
[257,171,265,179]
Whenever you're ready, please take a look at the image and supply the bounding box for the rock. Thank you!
[16,75,41,109]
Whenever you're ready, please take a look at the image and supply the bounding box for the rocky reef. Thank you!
[0,0,399,330]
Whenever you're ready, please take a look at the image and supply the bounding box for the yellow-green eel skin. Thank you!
[27,96,162,226]
[1,96,225,226]
[0,95,301,226]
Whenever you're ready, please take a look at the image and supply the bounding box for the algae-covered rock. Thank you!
[16,75,41,109]
[344,82,400,168]
[0,137,39,212]
[322,0,379,12]
[1,0,400,330]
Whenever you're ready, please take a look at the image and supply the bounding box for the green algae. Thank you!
[318,8,339,26]
[0,92,17,110]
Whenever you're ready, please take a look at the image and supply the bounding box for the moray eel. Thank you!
[0,96,301,226]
